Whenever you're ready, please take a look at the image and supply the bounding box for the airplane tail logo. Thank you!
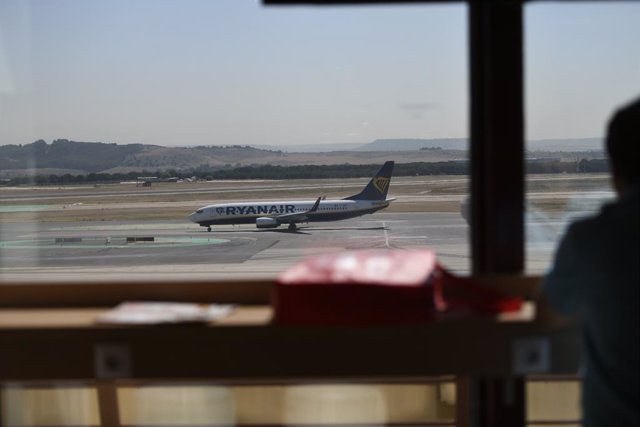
[373,176,390,194]
[344,161,394,201]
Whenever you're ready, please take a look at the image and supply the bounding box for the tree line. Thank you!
[2,159,608,186]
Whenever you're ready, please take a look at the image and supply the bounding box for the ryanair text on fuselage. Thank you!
[222,204,296,216]
[188,161,395,232]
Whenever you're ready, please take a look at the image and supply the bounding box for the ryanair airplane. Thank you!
[189,161,395,232]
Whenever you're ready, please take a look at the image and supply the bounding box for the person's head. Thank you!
[606,98,640,195]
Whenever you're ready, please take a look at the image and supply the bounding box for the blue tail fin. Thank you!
[344,161,394,201]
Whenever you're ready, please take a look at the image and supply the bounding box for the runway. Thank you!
[0,213,472,282]
[1,173,606,283]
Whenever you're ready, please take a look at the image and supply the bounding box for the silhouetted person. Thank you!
[543,98,639,426]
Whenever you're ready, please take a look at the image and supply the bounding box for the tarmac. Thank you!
[0,212,474,282]
[3,173,608,283]
[0,209,570,283]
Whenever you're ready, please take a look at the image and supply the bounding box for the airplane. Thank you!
[188,161,395,232]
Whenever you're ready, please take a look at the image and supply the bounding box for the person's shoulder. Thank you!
[562,203,620,244]
[564,214,599,240]
[559,190,639,253]
[599,188,640,224]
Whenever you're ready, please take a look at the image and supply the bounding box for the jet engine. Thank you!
[256,217,279,229]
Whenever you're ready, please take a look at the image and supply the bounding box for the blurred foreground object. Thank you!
[274,249,522,325]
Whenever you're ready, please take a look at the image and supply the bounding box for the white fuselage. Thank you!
[188,199,390,228]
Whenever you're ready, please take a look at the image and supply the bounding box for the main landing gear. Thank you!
[287,223,297,232]
[207,226,212,232]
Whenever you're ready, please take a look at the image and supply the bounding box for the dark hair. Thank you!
[606,98,640,186]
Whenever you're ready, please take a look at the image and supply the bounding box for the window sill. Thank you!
[0,297,579,381]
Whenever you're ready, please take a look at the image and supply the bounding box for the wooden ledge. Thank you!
[0,275,541,308]
[0,302,579,381]
[0,280,274,308]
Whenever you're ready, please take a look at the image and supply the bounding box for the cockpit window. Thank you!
[196,209,204,214]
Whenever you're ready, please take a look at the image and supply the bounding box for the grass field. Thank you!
[0,174,612,223]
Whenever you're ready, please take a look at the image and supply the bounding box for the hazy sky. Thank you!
[0,0,638,147]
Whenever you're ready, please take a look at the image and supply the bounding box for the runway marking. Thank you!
[51,224,191,231]
[0,205,52,213]
[349,236,427,240]
[359,219,408,224]
[0,237,229,250]
[383,221,390,248]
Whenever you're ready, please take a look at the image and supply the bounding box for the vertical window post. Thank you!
[469,1,526,426]
[470,0,525,275]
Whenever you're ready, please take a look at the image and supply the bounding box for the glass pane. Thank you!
[117,383,455,426]
[524,2,640,273]
[2,381,456,426]
[526,378,582,424]
[0,1,469,283]
[3,379,590,426]
[1,383,100,427]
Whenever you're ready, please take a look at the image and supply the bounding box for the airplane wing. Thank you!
[276,197,321,224]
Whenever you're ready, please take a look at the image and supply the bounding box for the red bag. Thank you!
[434,268,524,320]
[273,249,522,326]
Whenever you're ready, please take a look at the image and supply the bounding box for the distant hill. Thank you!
[0,137,604,177]
[356,138,603,152]
[358,138,468,151]
[114,145,288,171]
[0,140,290,175]
[253,143,366,153]
[527,138,603,151]
[0,139,151,173]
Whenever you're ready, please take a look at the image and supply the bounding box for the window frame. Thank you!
[0,3,585,427]
[0,0,527,302]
